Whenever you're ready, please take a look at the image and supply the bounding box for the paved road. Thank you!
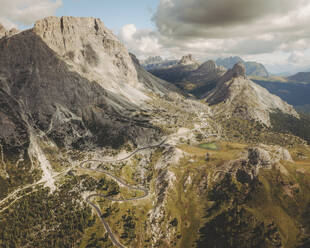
[0,119,218,247]
[80,139,166,248]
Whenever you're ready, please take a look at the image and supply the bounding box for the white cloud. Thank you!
[288,51,309,65]
[119,0,310,73]
[0,0,62,28]
[118,24,162,59]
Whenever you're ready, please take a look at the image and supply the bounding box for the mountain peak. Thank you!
[0,23,6,38]
[143,56,164,65]
[178,54,198,65]
[198,60,217,70]
[220,62,246,83]
[205,62,298,126]
[32,16,120,58]
[232,62,246,78]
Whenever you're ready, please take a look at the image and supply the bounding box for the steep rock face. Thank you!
[184,60,226,84]
[205,63,298,126]
[0,16,176,187]
[148,55,200,84]
[178,54,199,66]
[0,23,6,39]
[33,16,147,105]
[130,54,183,96]
[246,61,269,77]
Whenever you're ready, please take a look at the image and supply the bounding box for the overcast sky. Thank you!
[1,0,310,74]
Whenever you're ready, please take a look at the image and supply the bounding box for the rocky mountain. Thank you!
[148,54,200,83]
[216,56,269,77]
[143,55,163,65]
[147,56,226,97]
[288,71,310,83]
[178,54,199,66]
[141,56,178,70]
[205,63,298,126]
[0,16,184,195]
[0,23,6,39]
[184,60,226,83]
[180,60,226,97]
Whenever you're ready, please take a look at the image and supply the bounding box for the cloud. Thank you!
[153,0,309,39]
[0,0,62,28]
[118,24,163,58]
[288,51,310,65]
[121,0,310,67]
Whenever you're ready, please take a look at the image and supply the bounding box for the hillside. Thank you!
[288,71,310,83]
[204,63,298,126]
[252,78,310,113]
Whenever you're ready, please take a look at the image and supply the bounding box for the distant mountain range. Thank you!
[141,56,178,70]
[215,56,269,77]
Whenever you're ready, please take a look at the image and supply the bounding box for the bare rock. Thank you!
[275,147,293,162]
[0,23,6,39]
[178,54,199,66]
[205,62,298,126]
[248,147,272,169]
[5,28,19,37]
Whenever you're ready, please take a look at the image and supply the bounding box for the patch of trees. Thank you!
[96,178,120,196]
[270,112,310,144]
[0,176,96,248]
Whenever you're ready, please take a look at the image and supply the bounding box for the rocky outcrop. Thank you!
[247,147,272,169]
[0,23,6,39]
[178,54,199,66]
[205,63,298,126]
[184,60,226,84]
[5,28,19,37]
[32,16,149,104]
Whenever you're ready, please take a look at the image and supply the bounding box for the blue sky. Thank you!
[56,0,158,33]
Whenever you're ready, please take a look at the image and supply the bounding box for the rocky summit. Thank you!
[0,23,6,38]
[184,60,226,85]
[178,54,199,66]
[205,62,298,126]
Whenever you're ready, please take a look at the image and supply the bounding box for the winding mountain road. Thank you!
[0,117,219,248]
[79,139,167,248]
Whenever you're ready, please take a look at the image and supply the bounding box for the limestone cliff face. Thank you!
[33,16,148,104]
[178,54,199,66]
[0,16,174,171]
[183,60,226,84]
[205,63,298,126]
[0,23,6,39]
